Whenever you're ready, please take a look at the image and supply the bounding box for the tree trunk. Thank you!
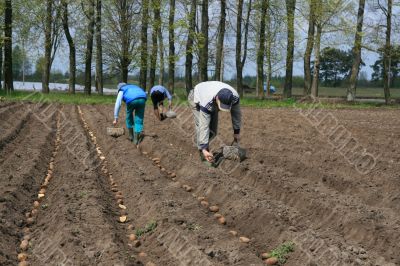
[158,20,164,86]
[283,0,296,99]
[304,0,315,96]
[168,0,175,93]
[3,0,13,92]
[383,0,392,104]
[257,0,268,99]
[236,0,243,97]
[347,0,365,102]
[311,24,321,98]
[139,0,149,89]
[120,0,131,83]
[198,0,209,82]
[215,0,226,81]
[62,0,76,94]
[185,0,196,95]
[0,43,3,90]
[84,0,95,95]
[149,0,160,89]
[95,0,103,94]
[266,6,272,96]
[42,0,53,94]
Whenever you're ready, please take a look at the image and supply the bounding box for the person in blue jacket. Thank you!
[150,85,172,121]
[113,83,147,145]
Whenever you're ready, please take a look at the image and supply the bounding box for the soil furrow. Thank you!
[82,105,264,266]
[28,105,135,266]
[0,103,57,265]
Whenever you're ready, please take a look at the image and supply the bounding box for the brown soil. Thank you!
[0,102,399,266]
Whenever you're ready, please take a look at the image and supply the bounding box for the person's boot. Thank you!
[128,128,134,142]
[133,132,144,145]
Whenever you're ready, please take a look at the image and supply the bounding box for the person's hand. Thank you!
[233,134,240,146]
[113,118,118,126]
[202,149,214,162]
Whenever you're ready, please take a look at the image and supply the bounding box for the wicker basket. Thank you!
[107,127,125,137]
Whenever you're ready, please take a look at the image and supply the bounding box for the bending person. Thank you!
[188,81,241,163]
[113,83,147,145]
[150,85,172,121]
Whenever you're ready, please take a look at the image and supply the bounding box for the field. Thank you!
[0,100,399,266]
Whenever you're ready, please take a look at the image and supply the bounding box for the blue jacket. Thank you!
[114,83,147,119]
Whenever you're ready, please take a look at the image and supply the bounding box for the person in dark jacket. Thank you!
[150,85,173,121]
[113,83,147,145]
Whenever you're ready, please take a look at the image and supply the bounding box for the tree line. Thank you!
[0,0,397,103]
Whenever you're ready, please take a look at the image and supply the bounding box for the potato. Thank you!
[152,158,160,162]
[127,224,134,230]
[17,252,28,262]
[214,213,222,219]
[117,199,123,204]
[146,262,156,266]
[47,170,53,175]
[100,156,106,161]
[119,215,127,223]
[25,212,31,219]
[26,217,35,225]
[265,257,278,265]
[229,230,238,236]
[111,188,118,192]
[200,201,209,207]
[197,196,206,201]
[142,152,148,155]
[185,186,192,192]
[31,209,38,216]
[20,240,29,251]
[161,168,166,172]
[23,227,30,234]
[218,217,226,225]
[39,188,46,194]
[38,194,45,199]
[115,194,123,200]
[18,261,29,266]
[49,162,54,170]
[239,237,250,243]
[138,252,147,257]
[119,204,127,210]
[209,206,219,212]
[170,173,176,178]
[23,234,31,241]
[129,234,136,241]
[261,253,271,259]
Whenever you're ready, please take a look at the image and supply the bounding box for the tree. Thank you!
[83,0,95,95]
[215,0,226,82]
[381,0,392,104]
[185,0,196,95]
[95,0,103,94]
[12,45,30,79]
[42,0,53,93]
[304,0,316,96]
[283,0,296,99]
[4,0,13,92]
[149,0,161,89]
[61,0,76,94]
[236,0,252,98]
[256,0,268,99]
[319,47,363,86]
[198,0,208,82]
[347,0,366,101]
[139,0,149,89]
[167,0,175,93]
[371,45,400,85]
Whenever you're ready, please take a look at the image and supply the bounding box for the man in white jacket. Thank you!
[188,81,242,163]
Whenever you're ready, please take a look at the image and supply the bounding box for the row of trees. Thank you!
[0,0,397,103]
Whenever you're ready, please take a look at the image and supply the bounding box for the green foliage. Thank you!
[135,220,157,238]
[318,47,364,87]
[268,241,295,264]
[371,45,400,85]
